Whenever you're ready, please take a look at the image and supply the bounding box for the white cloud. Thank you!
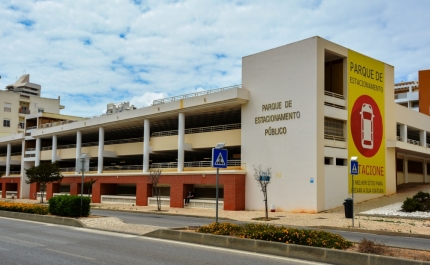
[130,91,168,108]
[1,0,430,116]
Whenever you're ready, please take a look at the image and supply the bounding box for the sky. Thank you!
[1,0,429,117]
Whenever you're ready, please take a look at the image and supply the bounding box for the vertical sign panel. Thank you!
[348,50,386,194]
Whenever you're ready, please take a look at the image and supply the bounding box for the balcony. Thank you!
[152,123,241,137]
[324,134,346,149]
[153,84,242,105]
[324,91,345,109]
[19,109,30,114]
[59,160,244,173]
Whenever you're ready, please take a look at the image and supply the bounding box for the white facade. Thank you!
[394,81,419,111]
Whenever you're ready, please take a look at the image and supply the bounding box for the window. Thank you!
[336,158,347,166]
[324,118,344,137]
[4,102,11,112]
[18,122,25,129]
[324,157,333,165]
[38,108,44,113]
[3,119,10,127]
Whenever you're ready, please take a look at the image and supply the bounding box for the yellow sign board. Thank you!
[348,50,386,194]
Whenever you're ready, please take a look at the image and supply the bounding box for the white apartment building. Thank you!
[1,74,64,137]
[394,81,419,110]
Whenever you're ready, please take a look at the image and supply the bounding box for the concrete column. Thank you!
[420,130,427,147]
[35,138,41,166]
[75,131,82,173]
[6,143,11,176]
[404,156,409,183]
[98,127,104,174]
[52,135,57,162]
[400,124,407,142]
[178,113,185,172]
[143,119,150,172]
[424,159,428,183]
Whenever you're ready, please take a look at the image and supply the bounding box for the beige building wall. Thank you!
[0,90,62,136]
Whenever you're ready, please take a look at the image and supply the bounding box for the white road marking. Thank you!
[0,235,45,248]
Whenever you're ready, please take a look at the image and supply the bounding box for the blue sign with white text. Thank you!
[212,148,228,168]
[350,160,359,175]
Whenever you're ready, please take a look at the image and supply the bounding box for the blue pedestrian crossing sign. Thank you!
[212,148,228,168]
[350,160,359,175]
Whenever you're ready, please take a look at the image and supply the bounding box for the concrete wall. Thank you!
[242,37,320,212]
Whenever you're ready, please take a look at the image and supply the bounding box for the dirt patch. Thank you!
[347,244,430,262]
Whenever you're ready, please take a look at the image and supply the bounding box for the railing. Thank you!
[6,191,17,199]
[397,136,402,141]
[60,167,76,172]
[9,171,21,175]
[394,93,408,99]
[19,109,30,114]
[26,148,36,151]
[41,120,77,129]
[407,139,421,146]
[324,134,347,149]
[42,137,144,151]
[324,91,346,109]
[152,123,241,137]
[101,195,136,204]
[0,152,22,157]
[103,165,143,171]
[153,84,242,105]
[24,154,35,158]
[26,126,37,130]
[151,160,242,168]
[18,123,25,129]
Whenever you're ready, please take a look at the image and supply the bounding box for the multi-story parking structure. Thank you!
[1,37,430,212]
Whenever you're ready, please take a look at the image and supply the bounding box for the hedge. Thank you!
[0,201,48,215]
[197,222,353,250]
[48,195,90,217]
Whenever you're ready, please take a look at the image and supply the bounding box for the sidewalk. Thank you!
[3,183,430,235]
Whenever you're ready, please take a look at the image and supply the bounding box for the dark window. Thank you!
[3,119,10,127]
[396,159,403,172]
[336,158,346,166]
[408,160,423,174]
[324,157,333,165]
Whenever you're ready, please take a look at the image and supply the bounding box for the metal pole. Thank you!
[352,174,354,228]
[80,158,84,217]
[216,167,219,223]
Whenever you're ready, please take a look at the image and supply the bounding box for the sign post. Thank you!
[77,154,89,217]
[212,143,228,223]
[350,156,359,227]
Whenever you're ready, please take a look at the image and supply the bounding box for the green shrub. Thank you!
[197,222,353,250]
[401,191,430,212]
[0,202,48,215]
[48,195,90,217]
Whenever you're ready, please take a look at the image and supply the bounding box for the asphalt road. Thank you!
[92,209,430,251]
[0,217,329,265]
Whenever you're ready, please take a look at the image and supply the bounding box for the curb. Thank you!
[357,213,430,221]
[92,208,430,240]
[0,211,86,228]
[144,229,430,265]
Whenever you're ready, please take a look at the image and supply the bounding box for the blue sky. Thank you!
[1,0,430,117]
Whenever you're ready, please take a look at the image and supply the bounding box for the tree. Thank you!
[25,162,64,203]
[148,168,162,211]
[83,178,97,197]
[253,165,272,221]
